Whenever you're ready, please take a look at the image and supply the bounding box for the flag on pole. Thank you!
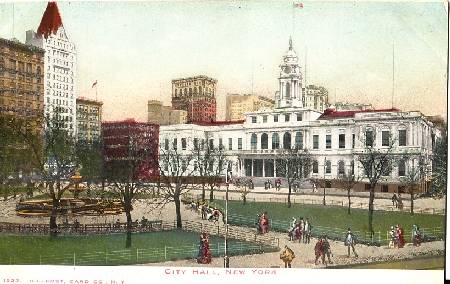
[293,2,304,8]
[91,80,97,88]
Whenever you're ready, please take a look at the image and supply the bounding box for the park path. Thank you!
[188,186,446,212]
[143,209,444,268]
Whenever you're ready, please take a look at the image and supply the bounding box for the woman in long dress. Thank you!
[260,212,269,234]
[396,225,405,248]
[197,233,212,264]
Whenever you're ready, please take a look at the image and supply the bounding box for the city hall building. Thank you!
[159,40,439,193]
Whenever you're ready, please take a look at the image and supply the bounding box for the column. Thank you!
[262,159,266,177]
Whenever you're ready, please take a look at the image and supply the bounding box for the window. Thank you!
[382,164,391,176]
[173,138,177,150]
[350,161,355,175]
[251,134,257,150]
[339,134,345,149]
[273,115,279,122]
[228,138,233,150]
[209,139,214,149]
[263,115,268,123]
[382,131,390,146]
[272,133,280,149]
[251,116,257,123]
[296,113,302,121]
[325,160,331,174]
[313,135,319,149]
[238,138,243,150]
[312,160,319,174]
[285,114,290,122]
[219,138,223,149]
[181,138,187,150]
[398,160,406,176]
[326,135,332,149]
[352,134,355,148]
[295,132,303,149]
[399,129,407,146]
[365,130,373,147]
[338,161,345,175]
[261,133,269,149]
[164,138,169,150]
[283,132,291,149]
[194,138,199,150]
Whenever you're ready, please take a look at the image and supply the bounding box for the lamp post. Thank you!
[224,171,230,268]
[323,157,327,205]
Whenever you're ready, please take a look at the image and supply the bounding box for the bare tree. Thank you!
[277,147,312,208]
[236,177,252,205]
[158,145,196,228]
[102,122,159,248]
[338,164,361,215]
[399,155,427,215]
[192,138,228,202]
[356,130,397,236]
[431,125,447,198]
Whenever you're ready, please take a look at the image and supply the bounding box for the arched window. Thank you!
[251,133,257,150]
[199,86,202,94]
[286,82,291,99]
[184,88,187,95]
[283,132,291,149]
[272,133,280,149]
[189,88,192,95]
[295,132,303,149]
[338,160,345,175]
[261,133,268,149]
[398,159,406,177]
[350,161,355,175]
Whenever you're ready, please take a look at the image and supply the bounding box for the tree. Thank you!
[236,177,252,205]
[103,126,158,248]
[357,131,397,236]
[432,126,447,197]
[76,140,103,196]
[158,145,196,228]
[0,115,17,201]
[192,138,227,202]
[400,155,426,215]
[338,163,361,215]
[277,147,312,208]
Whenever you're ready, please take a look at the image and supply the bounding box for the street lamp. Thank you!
[224,171,231,268]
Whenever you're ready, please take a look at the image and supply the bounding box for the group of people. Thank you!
[388,224,422,248]
[288,217,312,244]
[391,193,404,210]
[281,228,359,268]
[255,212,270,234]
[264,179,282,191]
[388,225,406,248]
[197,232,212,264]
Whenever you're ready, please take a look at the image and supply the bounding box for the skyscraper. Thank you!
[171,75,217,123]
[26,2,77,135]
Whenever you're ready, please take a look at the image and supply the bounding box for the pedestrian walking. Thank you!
[323,235,333,264]
[280,245,295,268]
[345,228,358,257]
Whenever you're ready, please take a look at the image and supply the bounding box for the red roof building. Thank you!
[102,120,160,181]
[318,108,400,119]
[37,2,63,39]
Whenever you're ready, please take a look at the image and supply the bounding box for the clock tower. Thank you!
[276,37,303,108]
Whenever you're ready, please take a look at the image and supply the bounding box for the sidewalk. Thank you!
[188,186,446,212]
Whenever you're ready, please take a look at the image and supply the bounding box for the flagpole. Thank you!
[96,84,98,101]
[391,40,394,109]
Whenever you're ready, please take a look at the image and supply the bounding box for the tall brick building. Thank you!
[0,37,45,124]
[171,75,217,123]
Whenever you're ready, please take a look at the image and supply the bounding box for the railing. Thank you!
[182,220,279,247]
[0,220,169,235]
[210,195,445,215]
[0,241,275,266]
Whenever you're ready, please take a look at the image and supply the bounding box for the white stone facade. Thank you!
[26,27,77,135]
[159,39,439,193]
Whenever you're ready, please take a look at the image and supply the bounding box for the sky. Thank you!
[0,1,447,121]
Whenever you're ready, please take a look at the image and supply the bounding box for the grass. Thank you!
[214,200,445,238]
[0,230,275,265]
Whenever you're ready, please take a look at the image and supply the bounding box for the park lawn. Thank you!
[214,200,445,234]
[0,230,271,265]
